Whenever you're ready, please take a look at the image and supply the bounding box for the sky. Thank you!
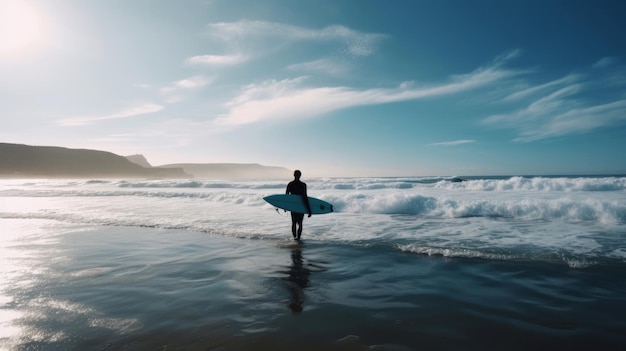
[1,0,626,177]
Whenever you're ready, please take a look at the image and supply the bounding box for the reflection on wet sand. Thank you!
[283,246,310,313]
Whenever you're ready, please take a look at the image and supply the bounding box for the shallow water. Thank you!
[1,219,625,350]
[1,176,625,267]
[1,176,626,349]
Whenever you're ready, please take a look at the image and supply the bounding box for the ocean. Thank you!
[1,175,625,350]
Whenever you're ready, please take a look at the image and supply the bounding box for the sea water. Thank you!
[1,176,626,349]
[2,176,625,267]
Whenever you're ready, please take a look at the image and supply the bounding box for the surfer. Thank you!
[286,170,312,240]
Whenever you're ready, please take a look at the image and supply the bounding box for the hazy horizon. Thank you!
[2,0,626,177]
[4,142,626,179]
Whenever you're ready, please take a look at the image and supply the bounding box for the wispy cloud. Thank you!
[185,54,247,65]
[174,21,393,128]
[512,100,626,142]
[207,20,386,57]
[483,59,626,142]
[58,104,164,126]
[593,56,618,69]
[503,74,581,102]
[215,56,520,125]
[486,84,584,126]
[160,75,211,103]
[287,58,349,76]
[429,140,476,146]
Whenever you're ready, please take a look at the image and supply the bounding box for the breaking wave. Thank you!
[435,176,626,192]
[2,190,625,226]
[2,176,625,268]
[4,175,625,192]
[329,193,626,224]
[111,175,626,192]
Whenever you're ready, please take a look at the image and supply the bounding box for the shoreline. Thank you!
[1,219,625,350]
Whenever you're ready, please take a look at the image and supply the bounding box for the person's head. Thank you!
[294,170,302,179]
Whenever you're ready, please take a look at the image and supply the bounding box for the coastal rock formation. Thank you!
[0,143,291,179]
[125,154,152,168]
[0,143,188,178]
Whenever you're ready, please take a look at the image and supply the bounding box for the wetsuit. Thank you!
[286,179,312,239]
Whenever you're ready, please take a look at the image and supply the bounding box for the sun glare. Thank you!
[0,0,43,55]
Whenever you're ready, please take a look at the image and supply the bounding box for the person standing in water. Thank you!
[286,170,312,240]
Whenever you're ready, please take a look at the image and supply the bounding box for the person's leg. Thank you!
[290,213,298,238]
[296,214,304,240]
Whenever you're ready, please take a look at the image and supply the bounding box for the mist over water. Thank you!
[2,176,625,268]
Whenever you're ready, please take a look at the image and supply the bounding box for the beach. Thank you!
[1,177,626,350]
[3,0,626,347]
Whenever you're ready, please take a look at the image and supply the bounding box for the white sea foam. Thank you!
[435,176,626,192]
[1,176,625,267]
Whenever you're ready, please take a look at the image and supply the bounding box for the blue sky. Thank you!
[1,0,625,176]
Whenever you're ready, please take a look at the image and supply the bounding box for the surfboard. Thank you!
[263,194,334,215]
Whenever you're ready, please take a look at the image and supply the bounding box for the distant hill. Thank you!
[0,143,188,179]
[158,163,292,179]
[125,154,152,168]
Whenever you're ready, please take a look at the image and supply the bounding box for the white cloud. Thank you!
[287,58,349,76]
[513,99,626,142]
[485,84,584,126]
[185,54,247,65]
[207,20,386,57]
[160,75,211,103]
[503,74,581,102]
[483,60,626,142]
[215,59,520,125]
[429,140,476,146]
[593,56,618,69]
[172,76,210,89]
[58,103,164,126]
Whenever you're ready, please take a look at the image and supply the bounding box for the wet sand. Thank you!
[1,218,625,350]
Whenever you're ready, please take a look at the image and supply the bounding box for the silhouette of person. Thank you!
[286,170,312,240]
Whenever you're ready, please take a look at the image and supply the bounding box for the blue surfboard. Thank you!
[263,194,334,214]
